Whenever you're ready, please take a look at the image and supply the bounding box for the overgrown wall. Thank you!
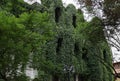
[34,0,114,81]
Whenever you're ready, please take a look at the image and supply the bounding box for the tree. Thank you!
[77,0,120,51]
[77,0,120,26]
[0,9,54,81]
[75,13,114,81]
[76,1,120,80]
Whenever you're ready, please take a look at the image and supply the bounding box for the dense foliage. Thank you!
[0,1,54,81]
[0,0,113,81]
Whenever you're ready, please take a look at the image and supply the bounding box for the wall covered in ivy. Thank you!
[32,0,114,81]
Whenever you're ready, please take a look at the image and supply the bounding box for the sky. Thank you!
[62,0,79,8]
[24,0,41,5]
[24,0,79,7]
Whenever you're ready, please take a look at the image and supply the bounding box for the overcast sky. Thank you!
[62,0,79,8]
[24,0,79,7]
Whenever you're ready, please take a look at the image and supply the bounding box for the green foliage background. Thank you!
[0,0,113,81]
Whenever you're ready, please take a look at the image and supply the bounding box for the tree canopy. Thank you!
[0,1,54,80]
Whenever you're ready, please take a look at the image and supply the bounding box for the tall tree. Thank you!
[77,0,120,52]
[0,9,54,81]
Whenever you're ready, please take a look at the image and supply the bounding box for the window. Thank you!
[56,38,63,53]
[72,15,76,28]
[52,75,59,81]
[74,43,79,55]
[55,7,61,23]
[103,49,106,60]
[82,47,87,60]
